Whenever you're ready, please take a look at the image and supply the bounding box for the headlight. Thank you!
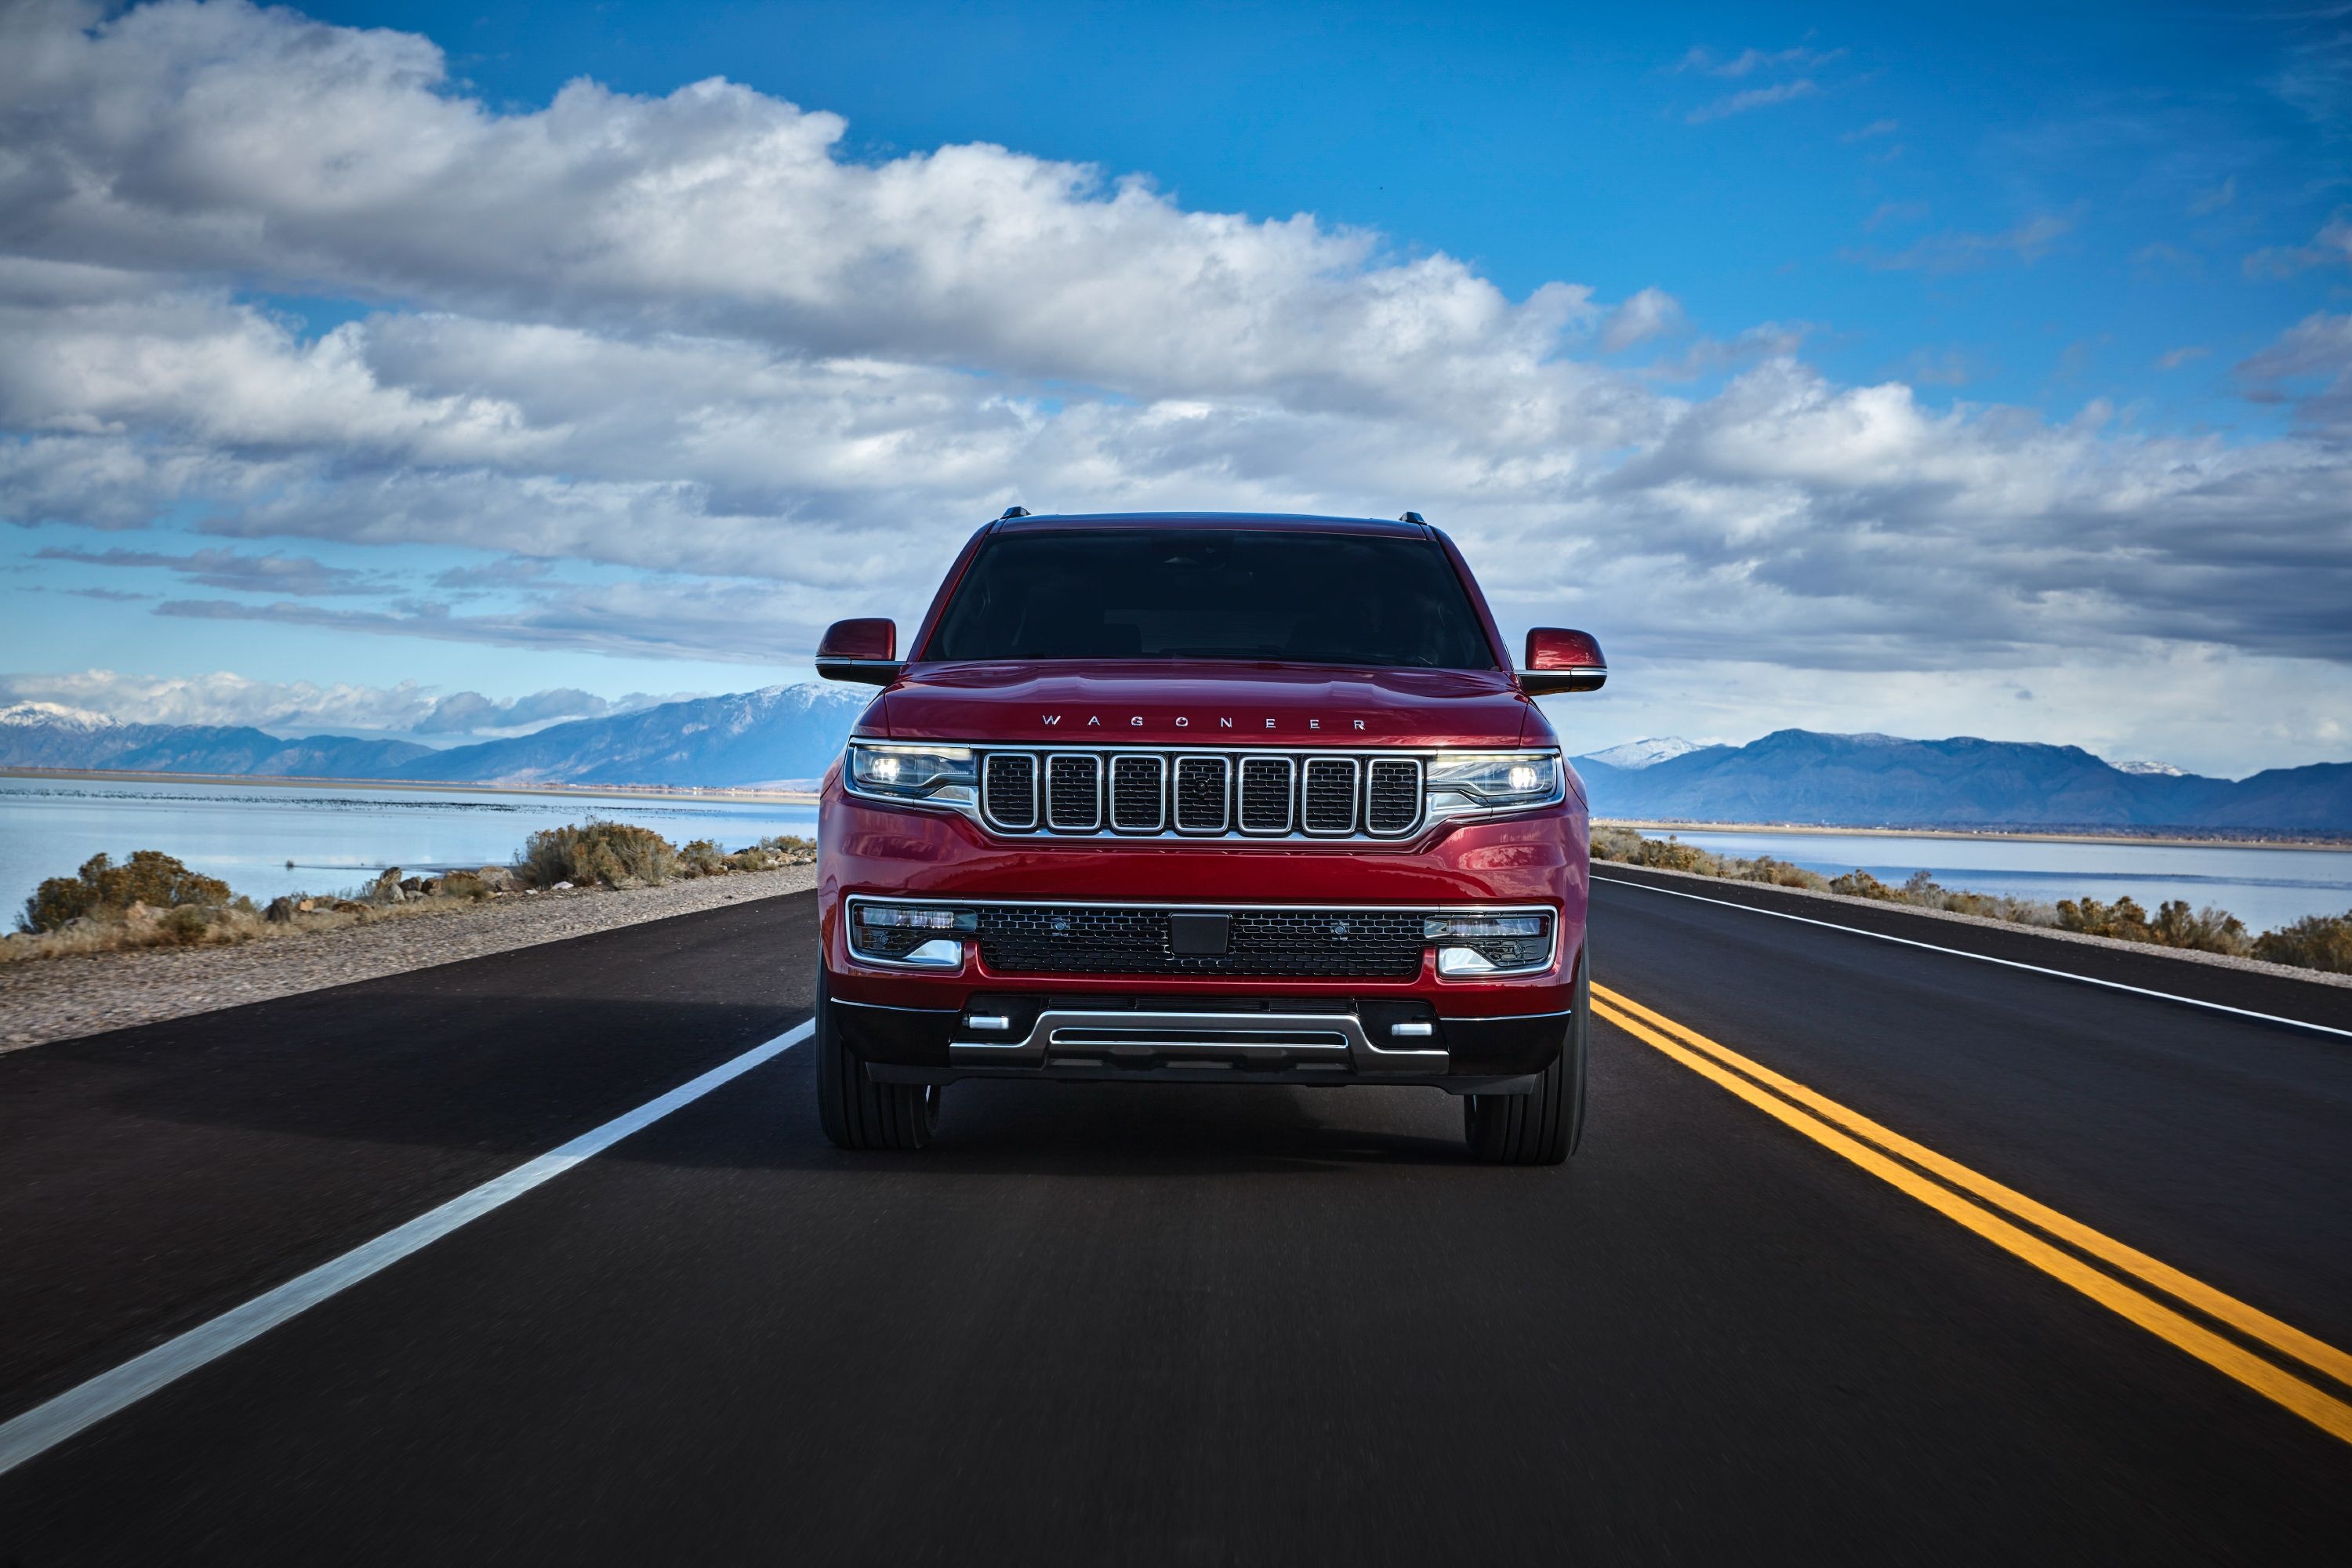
[1425,751,1563,821]
[847,742,978,808]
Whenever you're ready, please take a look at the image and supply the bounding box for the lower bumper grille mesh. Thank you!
[975,906,1428,978]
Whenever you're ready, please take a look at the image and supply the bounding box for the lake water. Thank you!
[5,775,2347,936]
[1647,828,2352,935]
[0,775,820,917]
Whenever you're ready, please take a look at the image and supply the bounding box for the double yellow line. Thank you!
[1589,982,2352,1446]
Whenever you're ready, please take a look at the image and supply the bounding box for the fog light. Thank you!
[1423,915,1545,938]
[848,900,977,967]
[855,904,978,932]
[1436,946,1498,975]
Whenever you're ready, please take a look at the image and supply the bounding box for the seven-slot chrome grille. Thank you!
[972,749,1426,840]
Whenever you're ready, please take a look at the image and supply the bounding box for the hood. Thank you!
[868,661,1544,748]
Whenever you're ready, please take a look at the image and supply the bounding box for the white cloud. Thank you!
[0,666,684,735]
[1686,79,1822,125]
[1598,289,1687,352]
[1843,212,2075,273]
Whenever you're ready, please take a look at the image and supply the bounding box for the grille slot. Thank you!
[1366,758,1421,837]
[1045,755,1101,831]
[982,753,1037,830]
[1173,757,1229,833]
[1236,757,1294,834]
[1301,758,1358,835]
[1109,755,1164,832]
[976,906,1428,978]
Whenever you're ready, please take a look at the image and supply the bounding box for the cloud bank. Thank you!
[0,0,2347,771]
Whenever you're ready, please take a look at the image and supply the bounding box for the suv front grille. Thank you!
[977,748,1426,840]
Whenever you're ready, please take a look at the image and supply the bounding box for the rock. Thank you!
[370,869,405,904]
[418,877,444,897]
[474,866,517,892]
[399,877,423,893]
[550,880,575,891]
[296,898,316,913]
[264,896,299,924]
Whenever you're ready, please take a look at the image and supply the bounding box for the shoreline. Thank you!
[0,766,821,806]
[1596,818,2352,854]
[1,866,818,1052]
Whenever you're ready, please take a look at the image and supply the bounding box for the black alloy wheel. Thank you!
[1463,946,1587,1166]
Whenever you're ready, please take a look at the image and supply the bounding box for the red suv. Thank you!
[813,511,1605,1163]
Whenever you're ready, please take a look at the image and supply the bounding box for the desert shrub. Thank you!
[2147,900,2251,955]
[516,818,679,889]
[2252,910,2352,974]
[19,851,233,934]
[1730,855,1829,891]
[751,833,818,864]
[1829,869,1896,900]
[1630,836,1720,874]
[678,839,729,877]
[1589,826,1644,862]
[161,906,212,944]
[2055,895,2249,955]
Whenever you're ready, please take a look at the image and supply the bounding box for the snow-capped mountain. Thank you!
[1574,736,1710,771]
[2113,760,2187,777]
[0,701,118,731]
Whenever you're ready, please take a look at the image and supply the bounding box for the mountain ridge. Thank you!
[3,697,2345,831]
[1570,728,2350,832]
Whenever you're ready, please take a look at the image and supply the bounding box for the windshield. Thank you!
[924,529,1497,668]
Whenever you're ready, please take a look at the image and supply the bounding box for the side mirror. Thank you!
[1519,627,1606,695]
[816,618,902,685]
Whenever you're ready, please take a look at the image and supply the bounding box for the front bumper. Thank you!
[819,782,1588,1091]
[835,989,1574,1092]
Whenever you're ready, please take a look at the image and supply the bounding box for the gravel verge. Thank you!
[1596,858,2352,990]
[0,867,818,1053]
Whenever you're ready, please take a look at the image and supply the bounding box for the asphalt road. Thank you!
[2,877,2349,1563]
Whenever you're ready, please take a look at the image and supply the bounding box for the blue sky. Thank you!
[302,0,2343,425]
[2,0,2348,771]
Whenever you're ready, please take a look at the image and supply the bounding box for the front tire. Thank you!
[1463,946,1587,1166]
[815,968,941,1150]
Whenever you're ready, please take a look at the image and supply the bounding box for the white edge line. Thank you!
[0,1018,815,1478]
[1592,874,2352,1040]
